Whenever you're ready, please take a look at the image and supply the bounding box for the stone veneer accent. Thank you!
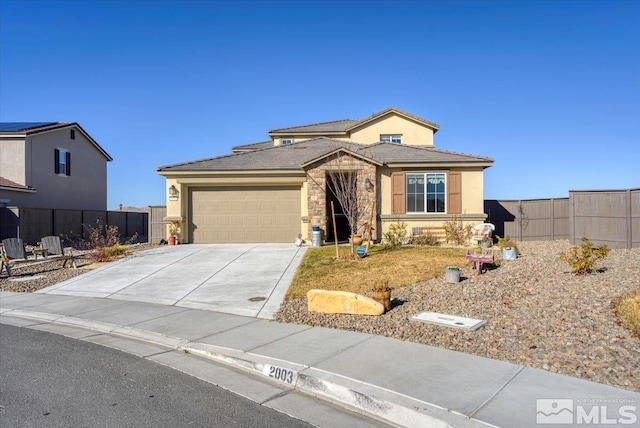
[304,152,377,241]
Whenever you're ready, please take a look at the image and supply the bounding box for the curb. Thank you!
[2,309,492,428]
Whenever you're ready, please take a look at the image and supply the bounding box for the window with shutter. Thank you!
[55,148,70,176]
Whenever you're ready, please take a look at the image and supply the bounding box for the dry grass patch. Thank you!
[286,245,467,299]
[617,287,640,337]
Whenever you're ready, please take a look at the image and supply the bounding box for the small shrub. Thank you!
[412,232,440,246]
[69,220,136,262]
[559,237,610,276]
[93,243,130,262]
[443,216,472,245]
[616,288,640,337]
[383,222,407,249]
[495,235,517,248]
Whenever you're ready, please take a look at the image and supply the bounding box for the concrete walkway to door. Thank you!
[37,244,308,319]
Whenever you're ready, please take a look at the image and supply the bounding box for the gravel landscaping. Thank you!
[0,244,157,293]
[275,240,640,392]
[2,240,638,392]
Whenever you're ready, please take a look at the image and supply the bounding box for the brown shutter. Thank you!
[391,172,405,214]
[447,172,462,214]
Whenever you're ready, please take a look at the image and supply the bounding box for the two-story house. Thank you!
[0,122,112,210]
[157,107,493,244]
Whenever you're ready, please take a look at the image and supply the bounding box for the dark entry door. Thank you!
[325,177,350,242]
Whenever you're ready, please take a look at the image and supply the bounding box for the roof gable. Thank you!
[0,122,113,161]
[300,147,383,169]
[346,107,440,133]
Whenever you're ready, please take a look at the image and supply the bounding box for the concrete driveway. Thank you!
[37,244,308,319]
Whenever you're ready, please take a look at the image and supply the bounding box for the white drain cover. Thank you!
[411,311,486,330]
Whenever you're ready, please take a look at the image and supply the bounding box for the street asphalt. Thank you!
[1,244,639,427]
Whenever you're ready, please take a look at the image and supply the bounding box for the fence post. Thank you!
[626,190,632,249]
[518,200,523,241]
[550,198,555,240]
[568,192,575,245]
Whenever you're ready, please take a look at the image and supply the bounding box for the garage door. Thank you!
[189,186,301,243]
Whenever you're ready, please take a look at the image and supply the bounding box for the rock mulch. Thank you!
[275,240,640,392]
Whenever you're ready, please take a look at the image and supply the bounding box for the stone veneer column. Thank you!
[304,153,377,240]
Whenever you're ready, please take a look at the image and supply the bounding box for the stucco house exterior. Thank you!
[157,107,493,244]
[0,122,112,210]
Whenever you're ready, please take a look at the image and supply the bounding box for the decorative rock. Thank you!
[307,289,384,316]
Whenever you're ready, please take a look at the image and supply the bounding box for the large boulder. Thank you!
[307,289,384,316]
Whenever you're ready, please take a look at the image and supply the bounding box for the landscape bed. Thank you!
[276,240,640,392]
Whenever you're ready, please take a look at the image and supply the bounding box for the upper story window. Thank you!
[281,138,293,145]
[381,134,402,144]
[55,148,71,176]
[70,129,76,139]
[406,173,445,213]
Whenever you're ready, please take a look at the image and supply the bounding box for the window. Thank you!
[281,138,293,145]
[380,134,402,144]
[54,148,71,176]
[406,173,445,213]
[70,129,75,139]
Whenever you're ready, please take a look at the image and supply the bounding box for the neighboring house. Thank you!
[0,122,112,210]
[157,107,493,244]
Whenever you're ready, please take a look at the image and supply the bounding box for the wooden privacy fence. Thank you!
[485,188,639,249]
[0,207,148,245]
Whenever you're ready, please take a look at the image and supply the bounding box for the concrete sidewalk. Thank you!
[2,291,638,428]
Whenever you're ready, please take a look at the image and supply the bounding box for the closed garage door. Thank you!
[189,186,301,243]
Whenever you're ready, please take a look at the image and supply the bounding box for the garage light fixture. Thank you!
[168,185,179,201]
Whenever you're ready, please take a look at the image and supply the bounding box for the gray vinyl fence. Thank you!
[569,189,639,249]
[0,207,148,245]
[484,198,570,242]
[485,188,639,249]
[148,205,167,244]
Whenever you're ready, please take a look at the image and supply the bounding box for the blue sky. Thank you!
[1,0,638,209]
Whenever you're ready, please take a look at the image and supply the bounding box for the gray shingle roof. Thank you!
[231,140,273,152]
[158,138,492,172]
[269,119,360,134]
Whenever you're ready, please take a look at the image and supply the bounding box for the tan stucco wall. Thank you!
[350,113,434,146]
[0,138,26,184]
[272,135,351,146]
[378,166,487,241]
[0,128,108,210]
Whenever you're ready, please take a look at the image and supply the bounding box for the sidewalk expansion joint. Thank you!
[467,365,525,419]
